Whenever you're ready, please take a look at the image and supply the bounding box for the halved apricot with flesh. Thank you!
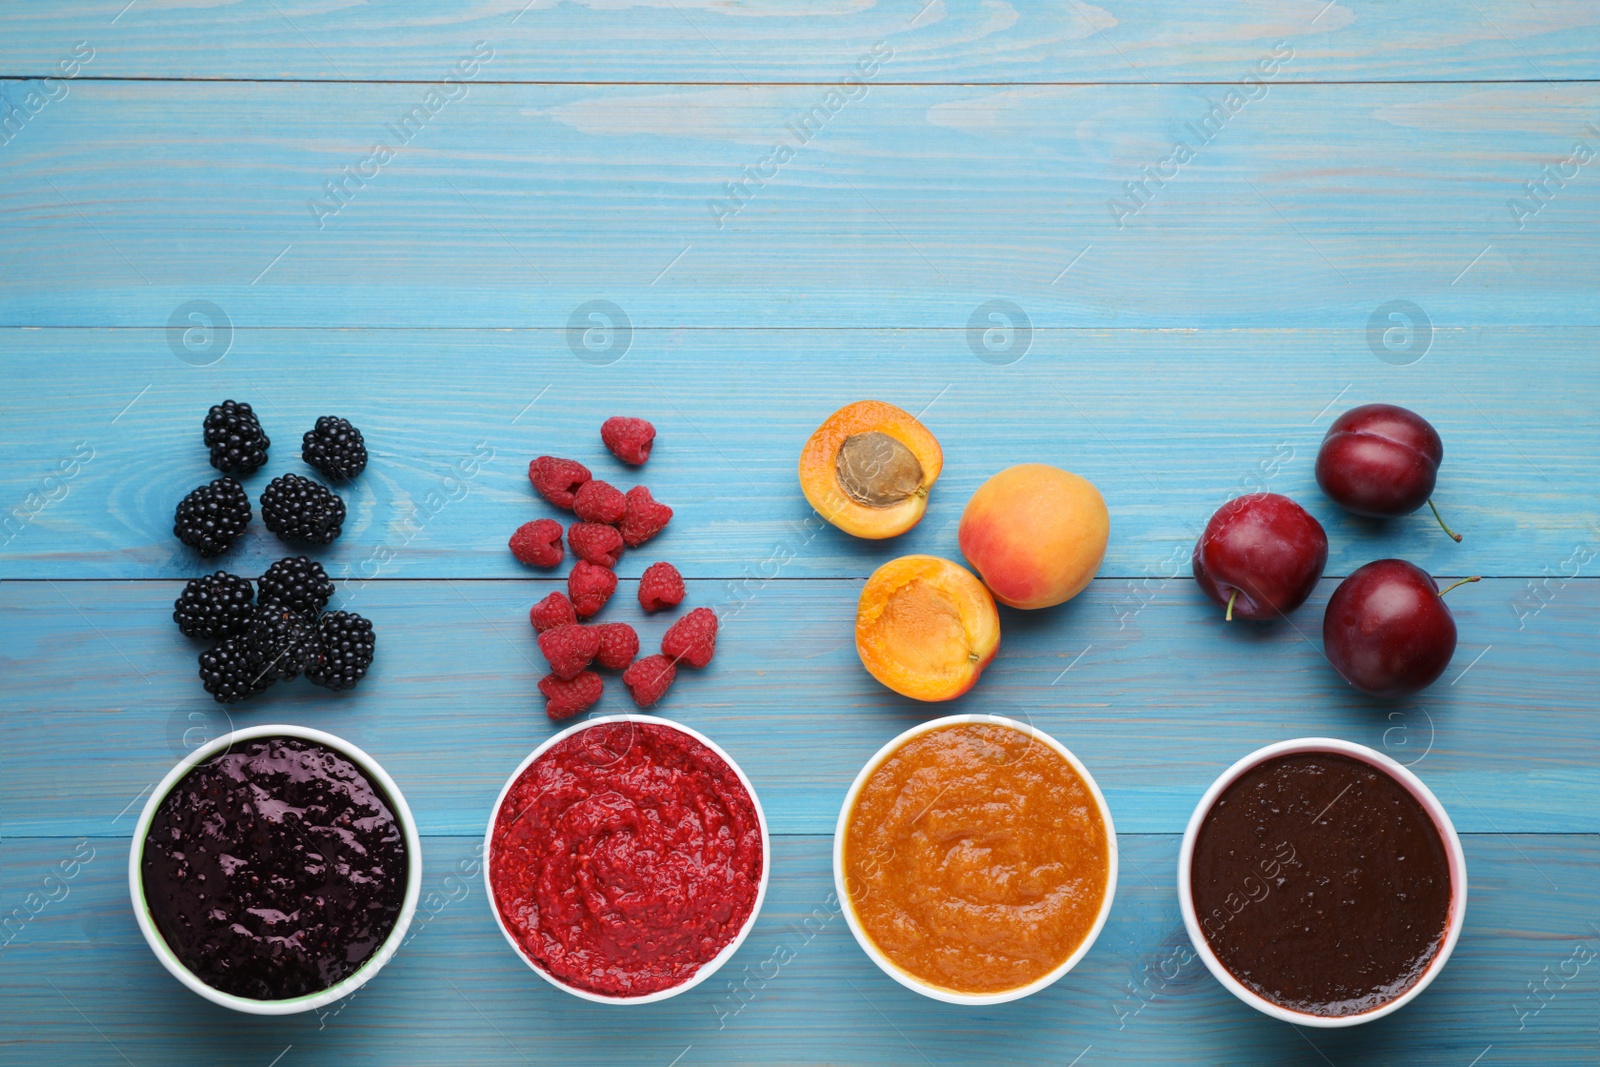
[799,401,943,539]
[855,555,1000,702]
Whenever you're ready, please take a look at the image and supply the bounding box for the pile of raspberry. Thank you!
[510,416,719,720]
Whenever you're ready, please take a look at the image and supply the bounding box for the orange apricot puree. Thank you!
[843,722,1109,994]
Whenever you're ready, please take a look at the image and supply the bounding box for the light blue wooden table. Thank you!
[3,2,1598,1063]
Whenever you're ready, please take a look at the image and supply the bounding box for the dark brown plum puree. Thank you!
[1190,752,1452,1017]
[141,736,408,1000]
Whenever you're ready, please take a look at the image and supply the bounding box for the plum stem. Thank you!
[1437,575,1481,598]
[1427,498,1463,542]
[1225,589,1237,622]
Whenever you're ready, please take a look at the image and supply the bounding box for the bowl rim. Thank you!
[127,724,424,1016]
[1176,736,1468,1028]
[831,712,1119,1005]
[482,713,772,1005]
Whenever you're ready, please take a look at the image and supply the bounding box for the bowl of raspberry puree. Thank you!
[1179,738,1466,1027]
[486,715,770,1003]
[129,725,421,1015]
[834,714,1117,1005]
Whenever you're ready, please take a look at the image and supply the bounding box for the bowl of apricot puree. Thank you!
[833,714,1117,1004]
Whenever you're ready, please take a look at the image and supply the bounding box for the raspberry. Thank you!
[591,622,639,671]
[662,606,718,668]
[529,591,577,633]
[572,480,626,525]
[568,561,617,618]
[569,522,624,568]
[601,417,656,466]
[538,623,600,680]
[510,519,564,568]
[539,670,603,720]
[620,486,672,548]
[637,561,685,613]
[622,654,676,707]
[528,456,591,510]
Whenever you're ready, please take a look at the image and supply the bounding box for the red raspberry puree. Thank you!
[490,721,763,997]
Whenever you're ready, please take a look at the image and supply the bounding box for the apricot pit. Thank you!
[836,432,923,508]
[800,401,942,539]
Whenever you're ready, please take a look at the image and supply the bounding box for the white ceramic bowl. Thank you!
[1177,737,1467,1028]
[129,725,422,1015]
[833,713,1119,1005]
[483,714,771,1004]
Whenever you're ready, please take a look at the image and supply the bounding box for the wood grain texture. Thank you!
[2,577,1593,838]
[1,82,1598,328]
[0,329,1595,580]
[4,1,1598,1061]
[3,0,1600,83]
[1,833,1595,1066]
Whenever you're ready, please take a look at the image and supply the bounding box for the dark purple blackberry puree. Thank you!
[141,736,408,1000]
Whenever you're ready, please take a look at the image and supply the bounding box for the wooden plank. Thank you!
[1,328,1595,580]
[1,833,1594,1065]
[1,83,1598,328]
[4,1,1600,83]
[2,577,1593,838]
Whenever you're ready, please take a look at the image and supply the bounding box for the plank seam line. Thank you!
[9,326,1600,333]
[2,76,1599,87]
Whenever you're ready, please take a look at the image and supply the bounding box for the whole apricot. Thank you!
[855,556,1000,702]
[799,401,943,539]
[958,464,1109,610]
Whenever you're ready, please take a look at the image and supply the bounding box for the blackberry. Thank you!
[198,637,275,704]
[302,416,367,481]
[257,556,335,617]
[174,477,252,557]
[242,601,313,681]
[306,611,375,691]
[260,474,345,545]
[173,572,255,639]
[203,400,270,476]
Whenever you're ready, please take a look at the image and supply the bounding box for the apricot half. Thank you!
[959,464,1109,610]
[799,401,943,539]
[855,555,1001,701]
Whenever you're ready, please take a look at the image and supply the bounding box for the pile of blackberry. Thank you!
[173,402,366,557]
[175,557,377,704]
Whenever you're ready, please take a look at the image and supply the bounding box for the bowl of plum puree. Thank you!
[130,725,421,1015]
[485,715,770,1004]
[1178,738,1466,1027]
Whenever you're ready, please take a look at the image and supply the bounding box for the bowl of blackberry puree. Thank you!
[129,725,421,1014]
